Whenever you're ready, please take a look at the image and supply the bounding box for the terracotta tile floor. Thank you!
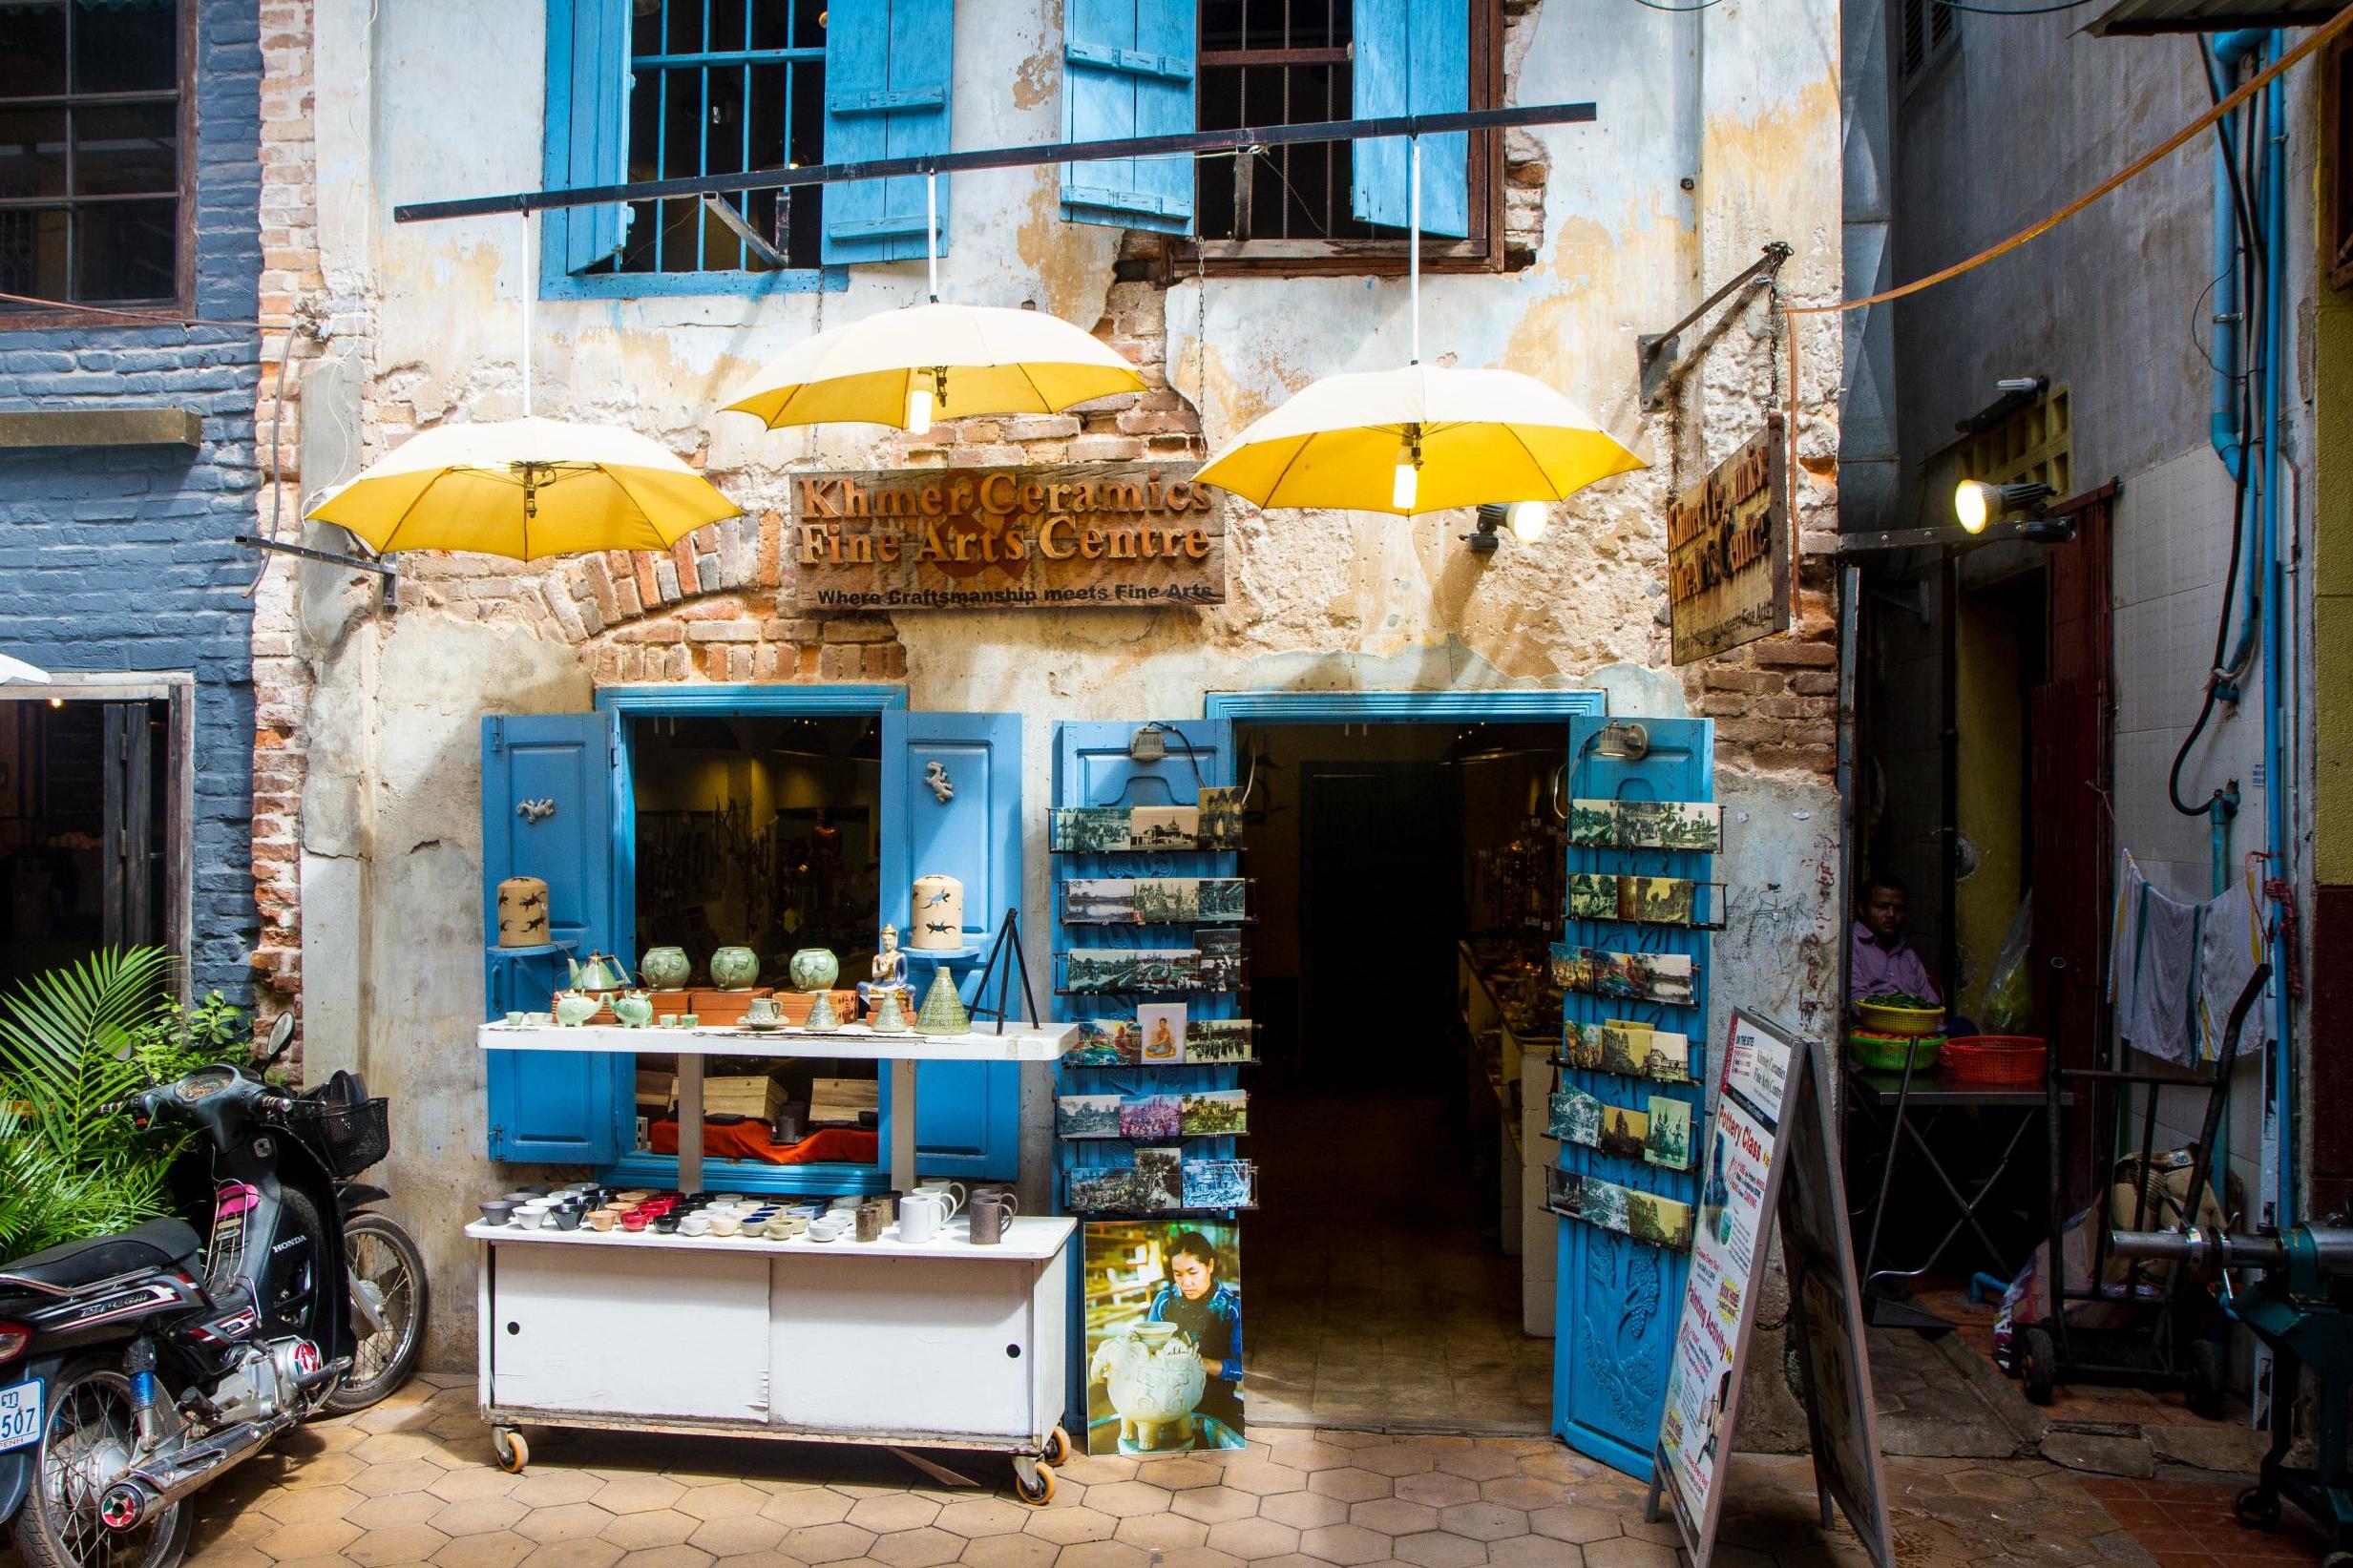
[0,1372,2270,1568]
[2078,1477,2335,1568]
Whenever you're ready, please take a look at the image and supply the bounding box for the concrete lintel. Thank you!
[0,406,204,449]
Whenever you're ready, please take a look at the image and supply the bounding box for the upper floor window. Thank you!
[1897,0,1957,89]
[0,0,185,319]
[543,0,951,298]
[1062,0,1504,275]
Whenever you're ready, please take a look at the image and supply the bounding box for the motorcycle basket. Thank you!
[285,1095,390,1178]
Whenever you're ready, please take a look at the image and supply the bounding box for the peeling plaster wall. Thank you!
[256,0,1846,1389]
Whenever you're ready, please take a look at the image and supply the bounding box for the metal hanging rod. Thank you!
[392,101,1600,225]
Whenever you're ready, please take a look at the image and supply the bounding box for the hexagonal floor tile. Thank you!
[683,1514,790,1558]
[868,1524,967,1567]
[846,1495,944,1534]
[1218,1463,1309,1498]
[1171,1487,1263,1526]
[595,1476,691,1516]
[599,1510,703,1551]
[1527,1506,1621,1546]
[254,1517,366,1558]
[1297,1522,1394,1566]
[1111,1511,1210,1551]
[1053,1540,1154,1568]
[1350,1497,1441,1537]
[1203,1516,1302,1561]
[760,1489,856,1528]
[515,1501,620,1545]
[350,1521,459,1565]
[1019,1505,1120,1546]
[957,1531,1062,1568]
[1395,1474,1483,1510]
[610,1546,715,1568]
[1393,1529,1492,1568]
[1434,1451,1523,1484]
[1484,1536,1587,1568]
[933,1497,1036,1539]
[1305,1471,1391,1505]
[1259,1493,1347,1532]
[434,1529,539,1568]
[678,1483,773,1522]
[1077,1480,1169,1519]
[517,1537,626,1568]
[777,1520,877,1562]
[1437,1503,1529,1543]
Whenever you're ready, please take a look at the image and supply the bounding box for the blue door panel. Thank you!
[1351,0,1471,239]
[879,711,1022,1176]
[1551,715,1713,1476]
[480,713,630,1165]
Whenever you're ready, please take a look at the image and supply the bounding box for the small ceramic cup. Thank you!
[707,1213,741,1237]
[679,1213,711,1237]
[586,1210,619,1232]
[653,1215,681,1234]
[524,1012,551,1026]
[552,1207,583,1231]
[477,1199,516,1227]
[504,1011,527,1027]
[855,1202,887,1244]
[767,1215,808,1240]
[620,1212,647,1233]
[680,1014,699,1028]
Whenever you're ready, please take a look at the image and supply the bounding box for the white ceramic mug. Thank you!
[899,1189,954,1243]
[914,1180,966,1218]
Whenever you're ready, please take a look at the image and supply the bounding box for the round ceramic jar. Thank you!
[708,946,760,989]
[640,945,691,990]
[788,948,841,993]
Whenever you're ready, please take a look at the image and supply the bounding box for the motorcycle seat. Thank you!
[0,1218,204,1294]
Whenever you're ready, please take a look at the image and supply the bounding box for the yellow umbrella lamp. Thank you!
[720,177,1146,435]
[1196,140,1643,527]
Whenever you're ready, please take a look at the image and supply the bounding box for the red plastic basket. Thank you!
[1942,1035,2047,1086]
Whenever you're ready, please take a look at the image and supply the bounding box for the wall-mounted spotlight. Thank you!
[1954,479,2056,534]
[1468,501,1551,555]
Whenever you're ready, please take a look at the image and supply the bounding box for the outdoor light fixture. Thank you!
[1393,428,1423,512]
[1596,721,1649,761]
[1953,478,2055,534]
[1507,501,1548,542]
[904,368,946,435]
[1128,724,1168,763]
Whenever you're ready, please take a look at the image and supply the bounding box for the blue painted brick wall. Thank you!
[0,0,263,1004]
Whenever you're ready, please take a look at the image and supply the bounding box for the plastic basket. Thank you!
[1943,1035,2047,1087]
[1856,998,1946,1037]
[288,1096,391,1179]
[1845,1030,1943,1073]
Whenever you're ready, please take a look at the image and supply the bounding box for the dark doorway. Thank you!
[1300,762,1460,1077]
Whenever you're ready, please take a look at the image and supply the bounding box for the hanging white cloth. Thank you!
[2194,867,2269,1063]
[2108,849,2269,1067]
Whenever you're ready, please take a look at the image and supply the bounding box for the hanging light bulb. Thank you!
[1392,429,1421,512]
[1507,501,1548,542]
[904,378,936,435]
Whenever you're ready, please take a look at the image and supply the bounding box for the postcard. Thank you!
[1646,1095,1695,1170]
[1193,929,1244,991]
[1599,1023,1652,1077]
[1137,1002,1187,1062]
[1184,1019,1255,1064]
[1129,805,1202,849]
[1180,1089,1249,1137]
[1182,1159,1256,1209]
[1596,1101,1650,1160]
[1119,1095,1184,1139]
[1196,787,1245,851]
[1062,948,1201,994]
[1063,1019,1140,1067]
[1655,801,1723,853]
[1057,1095,1124,1139]
[1622,876,1696,926]
[1628,1188,1695,1250]
[1578,1176,1631,1234]
[1067,1167,1135,1211]
[1567,799,1620,847]
[1646,1030,1693,1083]
[1133,1146,1186,1209]
[1567,872,1622,922]
[1545,1166,1585,1219]
[1548,1088,1601,1145]
[1050,808,1136,854]
[1564,1024,1605,1071]
[1616,801,1672,848]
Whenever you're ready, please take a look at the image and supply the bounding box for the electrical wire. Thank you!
[1927,0,2100,13]
[1628,0,1725,12]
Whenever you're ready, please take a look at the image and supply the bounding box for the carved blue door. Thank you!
[1551,716,1713,1476]
[878,711,1023,1178]
[1050,719,1237,1434]
[479,713,630,1164]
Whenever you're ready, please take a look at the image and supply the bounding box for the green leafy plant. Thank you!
[0,948,252,1261]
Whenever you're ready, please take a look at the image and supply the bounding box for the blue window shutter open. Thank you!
[1061,0,1196,233]
[823,0,956,264]
[480,712,630,1165]
[545,0,634,274]
[1351,0,1470,240]
[878,711,1022,1178]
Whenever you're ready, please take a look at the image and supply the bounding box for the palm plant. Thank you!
[0,947,218,1261]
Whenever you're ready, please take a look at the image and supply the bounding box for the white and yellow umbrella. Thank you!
[305,416,741,561]
[720,299,1146,433]
[1194,363,1642,517]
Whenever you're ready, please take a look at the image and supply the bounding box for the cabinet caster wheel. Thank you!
[1040,1427,1072,1467]
[2235,1488,2280,1530]
[493,1428,530,1474]
[1012,1460,1056,1506]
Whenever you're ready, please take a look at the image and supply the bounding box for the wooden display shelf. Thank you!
[478,1021,1070,1063]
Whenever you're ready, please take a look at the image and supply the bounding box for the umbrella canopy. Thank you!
[719,301,1146,430]
[1195,364,1645,516]
[305,416,741,561]
[0,652,53,684]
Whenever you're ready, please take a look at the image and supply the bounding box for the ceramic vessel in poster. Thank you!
[1087,1321,1205,1451]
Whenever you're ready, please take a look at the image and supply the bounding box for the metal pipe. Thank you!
[393,101,1601,225]
[2257,30,2295,1228]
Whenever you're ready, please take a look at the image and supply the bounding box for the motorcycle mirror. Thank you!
[263,1014,297,1067]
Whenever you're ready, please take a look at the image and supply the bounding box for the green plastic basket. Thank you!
[1846,1030,1943,1073]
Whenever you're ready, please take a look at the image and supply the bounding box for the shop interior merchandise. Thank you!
[1237,721,1565,1432]
[627,712,884,1162]
[0,697,170,994]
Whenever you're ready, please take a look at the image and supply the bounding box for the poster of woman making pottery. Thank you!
[1082,1222,1246,1455]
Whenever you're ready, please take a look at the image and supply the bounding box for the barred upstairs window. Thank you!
[0,0,183,316]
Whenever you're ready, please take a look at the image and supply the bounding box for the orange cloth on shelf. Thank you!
[648,1119,877,1165]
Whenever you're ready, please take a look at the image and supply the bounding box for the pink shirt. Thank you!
[1850,920,1941,1007]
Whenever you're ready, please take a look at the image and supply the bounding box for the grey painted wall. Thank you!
[0,0,263,1002]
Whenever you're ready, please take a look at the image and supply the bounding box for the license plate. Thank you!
[0,1378,41,1453]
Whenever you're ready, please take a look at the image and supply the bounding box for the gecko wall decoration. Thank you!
[516,798,557,825]
[923,761,954,804]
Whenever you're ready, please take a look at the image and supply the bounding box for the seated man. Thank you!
[1850,874,1943,1012]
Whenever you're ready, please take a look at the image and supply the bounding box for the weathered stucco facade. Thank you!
[249,0,1846,1403]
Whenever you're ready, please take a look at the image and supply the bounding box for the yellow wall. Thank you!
[1953,585,2030,1016]
[2317,255,2353,888]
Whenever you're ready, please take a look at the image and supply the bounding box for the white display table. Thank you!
[473,1021,1080,1497]
[469,1219,1074,1494]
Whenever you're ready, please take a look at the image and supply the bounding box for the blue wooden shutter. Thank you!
[823,0,955,264]
[1061,0,1196,233]
[878,711,1021,1177]
[1351,0,1470,239]
[545,0,634,274]
[1551,715,1713,1477]
[480,713,630,1165]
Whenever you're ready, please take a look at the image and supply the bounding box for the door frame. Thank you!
[1204,690,1607,724]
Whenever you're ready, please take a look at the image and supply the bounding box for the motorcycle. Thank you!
[0,1016,402,1568]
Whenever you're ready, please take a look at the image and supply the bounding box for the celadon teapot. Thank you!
[569,951,630,992]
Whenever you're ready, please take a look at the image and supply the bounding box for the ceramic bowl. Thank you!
[678,1214,711,1237]
[707,1213,741,1237]
[552,1208,583,1231]
[503,1190,537,1203]
[586,1211,619,1232]
[620,1213,647,1233]
[478,1200,516,1226]
[653,1216,680,1234]
[520,1184,555,1197]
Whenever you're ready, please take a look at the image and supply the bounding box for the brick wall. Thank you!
[0,0,264,1003]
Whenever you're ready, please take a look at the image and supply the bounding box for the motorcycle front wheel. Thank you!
[11,1354,192,1568]
[320,1211,429,1414]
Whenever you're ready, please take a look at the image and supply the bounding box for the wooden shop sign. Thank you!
[1667,415,1791,665]
[787,462,1226,611]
